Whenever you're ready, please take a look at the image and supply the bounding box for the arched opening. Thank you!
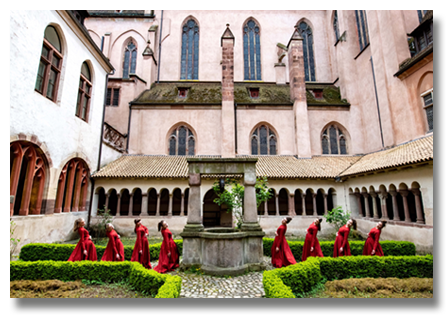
[96,187,106,214]
[159,189,169,216]
[257,188,264,215]
[172,188,182,216]
[203,189,221,228]
[375,193,382,219]
[316,189,325,215]
[305,189,314,215]
[148,189,157,216]
[184,188,189,216]
[278,188,289,215]
[132,188,142,216]
[120,189,130,216]
[108,189,118,216]
[327,188,336,212]
[267,188,276,215]
[294,189,303,215]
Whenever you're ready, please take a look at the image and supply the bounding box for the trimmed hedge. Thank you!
[263,255,433,298]
[19,240,184,262]
[10,260,181,298]
[263,238,416,259]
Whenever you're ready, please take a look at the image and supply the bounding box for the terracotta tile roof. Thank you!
[339,135,433,177]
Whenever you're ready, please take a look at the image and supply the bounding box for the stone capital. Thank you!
[399,189,409,197]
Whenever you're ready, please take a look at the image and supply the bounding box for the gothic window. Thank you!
[297,21,315,81]
[333,11,340,43]
[181,19,199,80]
[169,126,195,155]
[422,90,433,132]
[123,40,137,78]
[251,125,277,155]
[355,10,369,51]
[54,158,90,213]
[321,124,348,155]
[35,25,63,102]
[243,19,261,80]
[75,62,92,122]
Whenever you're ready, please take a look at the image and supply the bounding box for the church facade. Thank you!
[10,10,433,253]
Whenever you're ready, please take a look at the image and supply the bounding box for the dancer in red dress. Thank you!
[131,218,151,268]
[154,220,180,273]
[333,219,357,257]
[302,218,324,261]
[68,218,97,261]
[101,223,125,262]
[362,221,387,256]
[271,217,296,268]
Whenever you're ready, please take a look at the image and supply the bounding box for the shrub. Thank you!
[262,271,295,298]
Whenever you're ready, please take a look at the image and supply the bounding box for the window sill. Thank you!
[354,43,370,60]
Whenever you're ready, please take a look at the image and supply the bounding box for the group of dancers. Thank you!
[271,217,387,268]
[67,218,179,274]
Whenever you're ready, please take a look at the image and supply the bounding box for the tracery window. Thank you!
[422,90,433,132]
[123,40,137,78]
[169,126,195,155]
[251,125,277,155]
[322,125,348,155]
[75,62,92,122]
[35,25,63,102]
[243,19,261,81]
[181,19,199,80]
[355,10,369,51]
[333,11,340,43]
[297,21,315,81]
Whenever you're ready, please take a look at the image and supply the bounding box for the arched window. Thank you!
[181,19,199,80]
[75,62,92,122]
[355,10,369,51]
[169,125,195,155]
[333,11,340,43]
[322,124,348,155]
[243,19,261,80]
[35,25,63,102]
[123,40,137,79]
[297,21,315,81]
[10,141,48,216]
[54,158,90,213]
[251,125,277,155]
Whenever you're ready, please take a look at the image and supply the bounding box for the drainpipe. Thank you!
[87,69,115,228]
[234,103,238,154]
[126,102,132,152]
[157,10,164,83]
[370,56,384,148]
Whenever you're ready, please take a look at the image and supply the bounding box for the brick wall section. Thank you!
[288,37,306,102]
[222,38,234,101]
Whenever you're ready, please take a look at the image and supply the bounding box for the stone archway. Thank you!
[203,189,221,228]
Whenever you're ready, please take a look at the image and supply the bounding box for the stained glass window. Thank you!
[243,19,261,80]
[321,125,348,155]
[181,19,199,80]
[297,22,315,81]
[123,41,137,79]
[169,126,195,155]
[251,125,277,155]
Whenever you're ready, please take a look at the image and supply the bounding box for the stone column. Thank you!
[128,193,134,216]
[91,192,99,217]
[411,188,425,224]
[379,192,389,220]
[301,192,306,216]
[288,194,296,217]
[264,200,268,216]
[116,194,121,216]
[275,192,279,216]
[184,173,203,231]
[390,191,400,221]
[71,166,83,212]
[105,192,110,211]
[168,193,173,216]
[140,193,148,216]
[355,193,363,217]
[323,193,328,215]
[370,192,379,219]
[155,193,161,216]
[399,189,411,223]
[362,192,371,218]
[312,192,317,216]
[181,193,185,216]
[241,166,261,231]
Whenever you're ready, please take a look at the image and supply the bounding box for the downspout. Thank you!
[234,103,238,154]
[87,69,115,228]
[126,102,132,152]
[157,10,164,83]
[370,56,384,148]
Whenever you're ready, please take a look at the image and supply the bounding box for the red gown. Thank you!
[333,225,352,257]
[101,229,125,261]
[68,226,97,261]
[302,223,324,261]
[131,225,151,268]
[362,227,384,256]
[154,228,180,273]
[271,224,297,268]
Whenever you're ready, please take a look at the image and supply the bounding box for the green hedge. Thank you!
[263,255,433,298]
[9,260,181,298]
[19,240,184,262]
[263,238,416,259]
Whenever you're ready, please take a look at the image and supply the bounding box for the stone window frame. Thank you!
[296,20,316,82]
[168,125,196,156]
[75,62,92,122]
[421,88,433,133]
[123,40,137,79]
[243,18,262,81]
[251,124,277,155]
[355,10,369,51]
[106,87,120,106]
[321,124,348,155]
[34,26,63,102]
[180,18,200,80]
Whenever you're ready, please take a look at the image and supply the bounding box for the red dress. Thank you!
[68,226,97,261]
[271,224,296,268]
[101,229,125,261]
[131,225,151,268]
[362,227,384,256]
[302,223,324,261]
[333,225,351,257]
[154,228,180,273]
